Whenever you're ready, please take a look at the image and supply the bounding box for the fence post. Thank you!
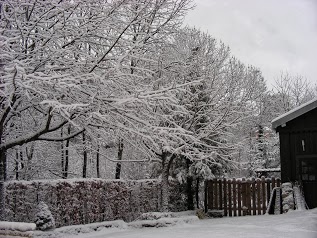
[228,179,232,217]
[251,177,256,215]
[266,178,271,205]
[232,178,237,216]
[237,179,242,216]
[214,178,218,210]
[223,178,227,216]
[204,181,208,213]
[219,179,223,210]
[208,180,213,210]
[256,178,261,215]
[241,178,247,216]
[246,178,252,215]
[276,178,281,187]
[261,176,266,214]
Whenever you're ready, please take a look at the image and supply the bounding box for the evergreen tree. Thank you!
[35,202,55,231]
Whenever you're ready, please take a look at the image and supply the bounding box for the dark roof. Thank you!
[272,97,317,130]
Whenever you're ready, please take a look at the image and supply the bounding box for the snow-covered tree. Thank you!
[273,72,315,112]
[35,201,55,231]
[0,0,194,218]
[242,73,316,176]
[2,0,311,216]
[145,27,271,210]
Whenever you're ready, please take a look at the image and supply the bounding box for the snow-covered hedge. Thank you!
[5,179,186,228]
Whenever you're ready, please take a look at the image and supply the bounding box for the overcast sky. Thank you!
[183,0,317,88]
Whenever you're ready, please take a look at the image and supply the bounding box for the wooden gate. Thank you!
[205,177,281,216]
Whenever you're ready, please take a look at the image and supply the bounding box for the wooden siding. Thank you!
[277,107,317,183]
[276,107,317,208]
[279,132,291,181]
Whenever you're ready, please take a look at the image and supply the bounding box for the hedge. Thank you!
[4,178,186,227]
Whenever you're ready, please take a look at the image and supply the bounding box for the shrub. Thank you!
[35,201,55,231]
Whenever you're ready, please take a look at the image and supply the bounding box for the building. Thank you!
[272,98,317,209]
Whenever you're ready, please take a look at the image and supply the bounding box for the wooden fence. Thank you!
[205,177,281,216]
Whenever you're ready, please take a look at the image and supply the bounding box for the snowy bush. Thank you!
[139,212,172,220]
[35,202,55,231]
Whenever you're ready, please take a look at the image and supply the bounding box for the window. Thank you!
[301,158,317,182]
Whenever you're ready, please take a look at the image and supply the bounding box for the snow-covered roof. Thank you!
[254,168,281,172]
[272,97,317,130]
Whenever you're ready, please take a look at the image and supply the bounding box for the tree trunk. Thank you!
[82,132,87,178]
[257,124,264,160]
[96,145,100,178]
[15,150,19,180]
[61,128,64,177]
[63,126,70,179]
[257,124,269,169]
[64,149,69,179]
[25,144,34,181]
[115,139,123,179]
[0,149,6,220]
[0,180,4,221]
[161,158,169,212]
[196,177,200,209]
[186,159,194,210]
[0,150,6,182]
[20,150,24,172]
[161,153,175,212]
[0,26,8,221]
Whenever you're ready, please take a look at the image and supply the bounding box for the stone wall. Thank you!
[281,182,295,212]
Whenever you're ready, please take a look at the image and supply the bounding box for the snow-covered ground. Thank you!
[68,209,317,238]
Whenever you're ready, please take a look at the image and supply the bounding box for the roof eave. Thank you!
[272,98,317,131]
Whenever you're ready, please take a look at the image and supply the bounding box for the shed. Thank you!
[272,97,317,209]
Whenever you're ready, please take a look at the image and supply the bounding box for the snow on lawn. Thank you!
[73,209,317,238]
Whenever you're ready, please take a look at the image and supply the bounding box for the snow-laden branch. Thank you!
[37,129,84,142]
[0,109,75,151]
[138,79,203,98]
